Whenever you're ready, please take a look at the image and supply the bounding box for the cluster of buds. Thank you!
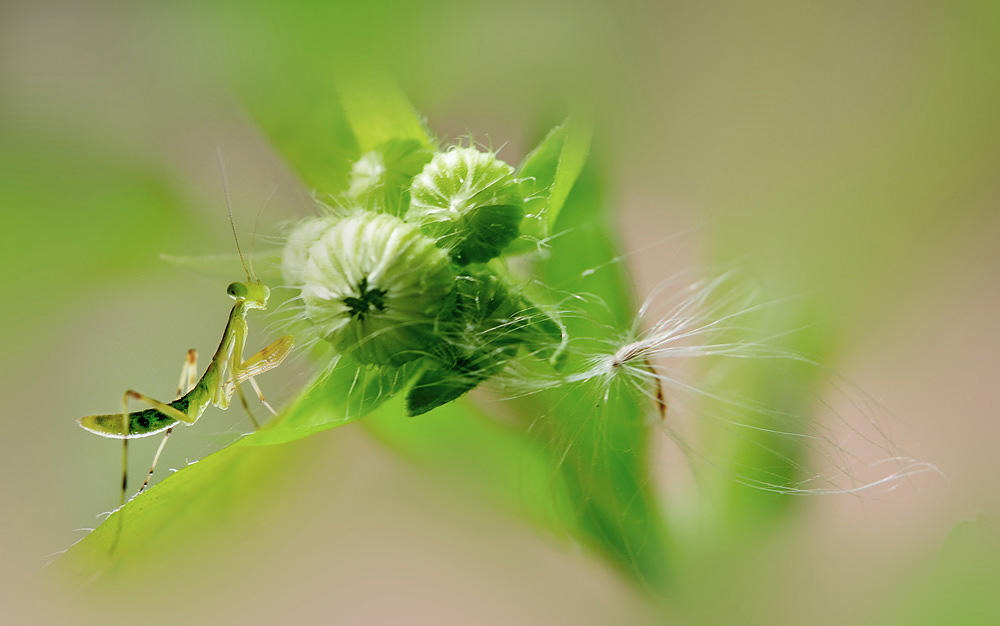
[282,143,563,414]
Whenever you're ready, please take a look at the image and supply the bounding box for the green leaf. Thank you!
[540,157,633,329]
[512,113,593,252]
[240,72,359,196]
[704,321,830,531]
[337,75,435,152]
[56,355,410,575]
[248,356,421,445]
[531,159,671,585]
[241,71,434,199]
[363,396,582,537]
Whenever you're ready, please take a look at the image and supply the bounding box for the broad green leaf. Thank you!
[532,160,671,585]
[56,356,407,574]
[337,75,435,152]
[703,321,830,532]
[242,71,434,199]
[527,373,671,586]
[58,435,277,581]
[678,285,837,535]
[363,396,582,538]
[248,356,421,445]
[239,68,359,196]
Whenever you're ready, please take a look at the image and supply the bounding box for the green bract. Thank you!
[298,213,455,365]
[408,147,523,264]
[346,139,433,216]
[406,269,566,415]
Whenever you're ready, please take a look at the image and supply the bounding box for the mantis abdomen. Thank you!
[79,388,212,439]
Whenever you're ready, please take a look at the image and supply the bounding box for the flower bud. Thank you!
[282,215,340,285]
[408,147,523,264]
[298,213,455,365]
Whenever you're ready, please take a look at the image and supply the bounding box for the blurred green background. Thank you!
[1,1,998,624]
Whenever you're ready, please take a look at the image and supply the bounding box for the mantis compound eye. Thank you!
[226,282,249,300]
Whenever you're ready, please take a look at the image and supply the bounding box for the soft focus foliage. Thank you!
[2,2,998,625]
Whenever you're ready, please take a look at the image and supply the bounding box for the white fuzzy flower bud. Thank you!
[408,147,523,264]
[282,215,340,285]
[299,213,455,365]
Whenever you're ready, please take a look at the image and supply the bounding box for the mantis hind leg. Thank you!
[111,349,198,555]
[137,349,199,496]
[117,352,199,504]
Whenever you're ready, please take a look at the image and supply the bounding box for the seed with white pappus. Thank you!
[298,213,455,365]
[408,147,523,265]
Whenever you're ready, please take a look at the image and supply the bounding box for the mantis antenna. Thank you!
[248,184,279,281]
[216,147,254,283]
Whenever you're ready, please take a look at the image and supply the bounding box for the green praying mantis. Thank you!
[78,164,294,511]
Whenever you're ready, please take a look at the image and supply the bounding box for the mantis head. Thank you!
[227,281,270,309]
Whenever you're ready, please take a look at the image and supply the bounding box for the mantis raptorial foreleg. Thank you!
[137,350,199,496]
[231,335,294,389]
[228,335,293,424]
[236,335,295,381]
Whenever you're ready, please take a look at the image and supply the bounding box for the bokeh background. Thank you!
[1,1,997,624]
